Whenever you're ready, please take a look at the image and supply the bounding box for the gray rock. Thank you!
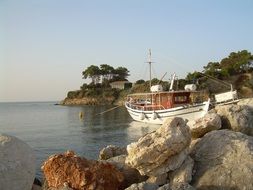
[147,173,168,186]
[107,155,147,189]
[98,145,127,160]
[188,113,221,138]
[125,117,191,176]
[168,156,194,185]
[125,182,159,190]
[170,183,195,190]
[157,184,170,190]
[32,184,42,190]
[158,183,195,190]
[0,134,36,190]
[42,180,73,190]
[215,104,253,135]
[191,130,253,190]
[189,138,201,154]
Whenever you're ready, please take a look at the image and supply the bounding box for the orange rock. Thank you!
[41,150,124,190]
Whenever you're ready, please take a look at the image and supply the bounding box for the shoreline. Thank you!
[1,98,252,190]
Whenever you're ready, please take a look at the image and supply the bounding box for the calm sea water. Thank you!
[0,102,159,179]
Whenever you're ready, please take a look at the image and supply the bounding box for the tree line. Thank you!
[186,50,253,81]
[81,50,253,88]
[82,64,129,84]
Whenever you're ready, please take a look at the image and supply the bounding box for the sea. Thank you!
[0,102,159,179]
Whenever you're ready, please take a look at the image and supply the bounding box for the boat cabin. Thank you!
[127,91,192,111]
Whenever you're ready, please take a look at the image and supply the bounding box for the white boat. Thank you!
[125,90,210,124]
[125,50,210,124]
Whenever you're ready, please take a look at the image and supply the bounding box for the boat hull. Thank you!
[125,101,209,124]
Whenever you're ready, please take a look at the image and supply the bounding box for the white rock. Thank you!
[0,134,36,190]
[141,148,189,176]
[188,113,221,138]
[125,117,191,176]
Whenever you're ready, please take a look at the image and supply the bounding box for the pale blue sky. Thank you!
[1,0,253,102]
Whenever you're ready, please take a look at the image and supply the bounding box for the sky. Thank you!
[1,0,253,102]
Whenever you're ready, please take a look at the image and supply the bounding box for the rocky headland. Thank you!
[60,96,116,106]
[1,98,253,190]
[60,72,253,106]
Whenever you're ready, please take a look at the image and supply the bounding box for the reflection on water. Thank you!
[0,102,161,179]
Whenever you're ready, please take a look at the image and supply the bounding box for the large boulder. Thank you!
[190,130,253,190]
[215,104,253,135]
[188,113,221,138]
[0,134,36,190]
[125,117,191,176]
[41,151,124,190]
[99,145,127,160]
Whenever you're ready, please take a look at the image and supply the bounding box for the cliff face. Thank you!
[60,87,129,106]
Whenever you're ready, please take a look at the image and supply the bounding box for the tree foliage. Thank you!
[100,64,114,81]
[203,62,220,77]
[82,65,101,84]
[187,50,253,82]
[135,79,145,84]
[82,64,129,84]
[220,50,253,75]
[186,71,202,82]
[113,67,130,81]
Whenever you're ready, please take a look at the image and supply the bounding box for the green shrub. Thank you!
[135,79,145,84]
[67,90,81,99]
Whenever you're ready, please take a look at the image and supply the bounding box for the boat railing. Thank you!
[126,102,165,111]
[143,104,165,111]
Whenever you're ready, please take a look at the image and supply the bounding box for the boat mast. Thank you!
[169,73,176,91]
[148,49,152,90]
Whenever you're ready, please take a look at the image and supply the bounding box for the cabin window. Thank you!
[174,96,188,103]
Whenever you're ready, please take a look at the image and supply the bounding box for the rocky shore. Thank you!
[1,98,253,190]
[60,96,116,106]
